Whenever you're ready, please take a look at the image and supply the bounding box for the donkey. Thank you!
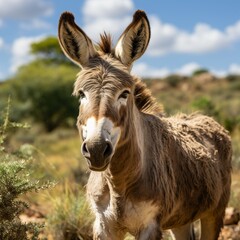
[58,10,232,240]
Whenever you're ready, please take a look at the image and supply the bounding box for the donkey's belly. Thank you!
[162,212,199,230]
[161,201,211,230]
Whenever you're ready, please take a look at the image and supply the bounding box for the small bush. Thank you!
[222,116,240,133]
[192,97,219,118]
[231,129,240,169]
[0,100,52,240]
[226,74,240,82]
[192,68,209,76]
[165,75,183,88]
[47,182,93,240]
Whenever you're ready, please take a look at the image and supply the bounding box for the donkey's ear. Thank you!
[115,10,150,68]
[58,12,98,67]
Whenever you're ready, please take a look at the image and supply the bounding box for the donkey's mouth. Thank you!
[86,158,110,172]
[81,136,113,172]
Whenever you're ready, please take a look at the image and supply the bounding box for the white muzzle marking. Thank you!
[82,117,121,150]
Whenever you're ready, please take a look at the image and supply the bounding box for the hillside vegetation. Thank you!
[0,36,240,239]
[1,51,239,168]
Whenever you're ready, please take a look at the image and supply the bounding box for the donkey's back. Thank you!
[161,113,232,238]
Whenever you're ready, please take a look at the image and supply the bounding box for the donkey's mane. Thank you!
[134,77,163,115]
[98,33,163,115]
[98,33,113,54]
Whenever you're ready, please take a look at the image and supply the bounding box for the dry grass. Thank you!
[45,181,93,240]
[22,126,239,239]
[6,75,240,239]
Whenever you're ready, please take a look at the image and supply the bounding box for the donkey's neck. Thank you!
[104,106,145,195]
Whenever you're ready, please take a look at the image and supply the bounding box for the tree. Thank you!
[11,62,79,131]
[0,36,80,131]
[31,36,71,65]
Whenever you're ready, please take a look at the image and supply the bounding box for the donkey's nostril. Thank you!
[81,142,90,158]
[81,140,113,163]
[103,141,113,158]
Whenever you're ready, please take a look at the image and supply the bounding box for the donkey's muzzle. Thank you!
[81,139,113,171]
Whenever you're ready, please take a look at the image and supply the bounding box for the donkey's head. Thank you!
[58,10,150,171]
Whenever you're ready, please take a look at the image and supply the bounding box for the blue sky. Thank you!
[1,0,240,80]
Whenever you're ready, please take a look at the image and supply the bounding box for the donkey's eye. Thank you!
[79,90,86,100]
[118,90,130,100]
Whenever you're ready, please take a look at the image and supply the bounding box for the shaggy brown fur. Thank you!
[58,9,232,240]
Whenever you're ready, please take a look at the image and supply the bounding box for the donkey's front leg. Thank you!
[93,215,125,240]
[137,221,162,240]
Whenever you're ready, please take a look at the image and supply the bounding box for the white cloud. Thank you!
[0,38,4,48]
[10,36,44,73]
[133,62,203,78]
[229,63,240,75]
[211,64,240,77]
[132,62,170,78]
[0,0,53,20]
[211,69,227,78]
[0,72,3,79]
[176,62,201,76]
[148,16,179,55]
[82,0,133,41]
[0,71,7,80]
[148,16,240,56]
[226,21,240,41]
[81,1,240,56]
[174,24,227,53]
[20,19,52,30]
[83,0,133,21]
[83,17,132,41]
[133,62,240,78]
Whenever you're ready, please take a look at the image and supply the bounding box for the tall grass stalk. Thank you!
[46,181,93,240]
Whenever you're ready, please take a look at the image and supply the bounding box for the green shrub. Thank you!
[192,68,209,76]
[232,129,240,169]
[222,116,240,133]
[0,100,52,240]
[1,61,79,131]
[165,75,183,88]
[229,79,240,91]
[226,74,240,82]
[192,96,219,118]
